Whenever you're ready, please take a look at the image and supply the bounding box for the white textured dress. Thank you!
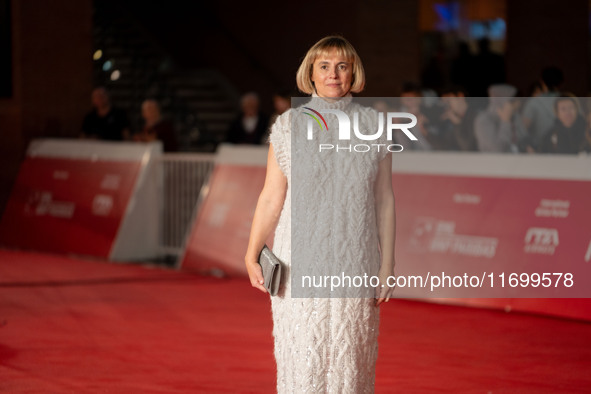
[268,95,389,393]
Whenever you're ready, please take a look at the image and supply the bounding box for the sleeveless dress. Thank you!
[268,95,390,393]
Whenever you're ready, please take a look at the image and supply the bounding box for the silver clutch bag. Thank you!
[258,244,282,296]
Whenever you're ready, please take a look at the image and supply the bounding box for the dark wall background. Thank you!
[0,0,12,98]
[116,0,591,99]
[123,0,420,98]
[506,0,589,96]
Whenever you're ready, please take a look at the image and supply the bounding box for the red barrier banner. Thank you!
[180,146,591,320]
[181,164,266,275]
[392,174,591,299]
[0,157,141,258]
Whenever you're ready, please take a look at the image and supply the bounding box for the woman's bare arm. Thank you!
[374,152,396,306]
[245,143,288,293]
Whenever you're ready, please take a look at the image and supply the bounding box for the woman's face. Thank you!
[311,49,353,98]
[556,99,577,128]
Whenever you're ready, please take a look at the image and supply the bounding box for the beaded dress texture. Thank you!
[268,95,389,393]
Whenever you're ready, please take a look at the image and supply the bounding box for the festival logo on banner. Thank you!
[452,193,481,204]
[534,199,569,218]
[24,191,76,219]
[92,195,114,216]
[410,217,498,258]
[523,227,559,255]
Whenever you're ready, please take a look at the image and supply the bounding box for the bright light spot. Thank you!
[93,49,103,61]
[102,60,113,71]
[110,70,121,81]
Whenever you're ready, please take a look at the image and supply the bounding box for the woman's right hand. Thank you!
[375,265,396,306]
[245,257,267,293]
[244,144,286,294]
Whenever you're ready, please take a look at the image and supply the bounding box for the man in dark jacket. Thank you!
[226,92,269,145]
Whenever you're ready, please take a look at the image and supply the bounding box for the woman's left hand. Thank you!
[375,265,396,307]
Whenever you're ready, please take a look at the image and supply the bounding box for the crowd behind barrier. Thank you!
[80,65,591,156]
[375,92,591,154]
[84,90,591,153]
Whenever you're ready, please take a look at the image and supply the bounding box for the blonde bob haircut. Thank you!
[296,36,365,95]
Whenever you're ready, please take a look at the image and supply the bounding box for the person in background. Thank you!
[81,87,131,141]
[395,82,433,150]
[436,87,478,151]
[527,80,545,98]
[226,92,269,145]
[540,94,587,154]
[263,90,291,145]
[474,84,521,153]
[270,91,291,125]
[521,67,564,152]
[133,99,177,152]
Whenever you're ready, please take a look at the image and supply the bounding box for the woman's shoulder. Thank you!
[271,107,309,134]
[271,109,293,130]
[268,109,294,146]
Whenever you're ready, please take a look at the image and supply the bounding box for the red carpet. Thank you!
[0,249,590,393]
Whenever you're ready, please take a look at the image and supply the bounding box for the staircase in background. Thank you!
[91,1,239,152]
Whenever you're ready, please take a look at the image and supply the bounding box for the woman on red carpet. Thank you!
[245,36,397,393]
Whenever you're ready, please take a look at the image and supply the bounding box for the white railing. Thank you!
[157,153,215,257]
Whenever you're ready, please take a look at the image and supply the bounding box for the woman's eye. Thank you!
[320,65,328,70]
[338,65,347,71]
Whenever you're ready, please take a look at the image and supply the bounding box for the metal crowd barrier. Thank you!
[157,153,215,258]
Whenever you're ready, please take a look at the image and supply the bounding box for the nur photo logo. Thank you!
[302,107,419,153]
[303,107,329,133]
